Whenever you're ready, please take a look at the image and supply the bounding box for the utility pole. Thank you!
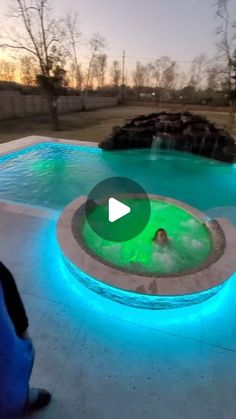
[121,50,126,103]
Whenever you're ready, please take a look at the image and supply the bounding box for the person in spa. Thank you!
[0,261,51,418]
[153,228,170,246]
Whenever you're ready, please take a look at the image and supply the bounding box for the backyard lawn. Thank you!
[0,104,235,144]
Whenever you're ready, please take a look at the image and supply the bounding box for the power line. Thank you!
[125,56,193,64]
[80,54,193,65]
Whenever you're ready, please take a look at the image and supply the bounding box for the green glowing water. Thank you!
[82,199,212,275]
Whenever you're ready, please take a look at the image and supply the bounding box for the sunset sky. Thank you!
[0,0,235,78]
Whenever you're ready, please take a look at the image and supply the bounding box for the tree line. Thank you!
[0,0,235,130]
[0,52,229,93]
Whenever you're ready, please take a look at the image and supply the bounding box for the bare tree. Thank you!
[64,12,83,90]
[214,0,236,130]
[177,71,188,90]
[92,53,107,88]
[68,62,83,89]
[133,61,148,87]
[145,62,155,87]
[85,33,106,93]
[152,59,161,88]
[110,60,121,87]
[189,54,208,89]
[0,0,67,130]
[206,62,222,90]
[151,56,177,89]
[0,59,16,81]
[20,55,38,85]
[162,61,177,90]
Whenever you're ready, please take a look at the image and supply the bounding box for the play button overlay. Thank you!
[108,198,131,222]
[85,177,151,242]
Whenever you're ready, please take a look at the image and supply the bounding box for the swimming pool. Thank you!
[1,139,236,310]
[0,142,236,224]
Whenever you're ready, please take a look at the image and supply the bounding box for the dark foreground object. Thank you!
[0,262,52,417]
[25,388,52,412]
[99,111,236,163]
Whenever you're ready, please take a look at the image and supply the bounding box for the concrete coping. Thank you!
[57,195,236,297]
[0,135,98,158]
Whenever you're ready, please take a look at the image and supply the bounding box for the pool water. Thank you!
[82,199,212,275]
[0,142,236,220]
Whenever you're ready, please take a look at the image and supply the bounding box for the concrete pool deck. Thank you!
[1,201,236,419]
[0,137,236,418]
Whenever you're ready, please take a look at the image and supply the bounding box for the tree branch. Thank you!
[0,42,38,56]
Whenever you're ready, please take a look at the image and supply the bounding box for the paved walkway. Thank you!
[1,204,236,419]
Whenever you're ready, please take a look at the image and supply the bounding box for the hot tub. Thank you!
[57,195,236,309]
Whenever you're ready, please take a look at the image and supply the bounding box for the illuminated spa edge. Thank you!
[57,195,236,309]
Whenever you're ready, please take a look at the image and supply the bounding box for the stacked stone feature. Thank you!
[99,111,236,163]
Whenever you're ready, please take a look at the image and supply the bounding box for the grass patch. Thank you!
[0,105,235,144]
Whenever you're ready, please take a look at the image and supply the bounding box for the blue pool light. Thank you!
[33,219,236,335]
[61,251,226,310]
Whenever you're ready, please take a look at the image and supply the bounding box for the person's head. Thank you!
[153,228,168,245]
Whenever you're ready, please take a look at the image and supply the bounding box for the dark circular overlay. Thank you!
[85,177,151,242]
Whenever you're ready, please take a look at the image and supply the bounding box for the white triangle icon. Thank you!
[108,197,131,223]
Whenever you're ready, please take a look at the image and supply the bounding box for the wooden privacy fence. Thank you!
[0,95,119,120]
